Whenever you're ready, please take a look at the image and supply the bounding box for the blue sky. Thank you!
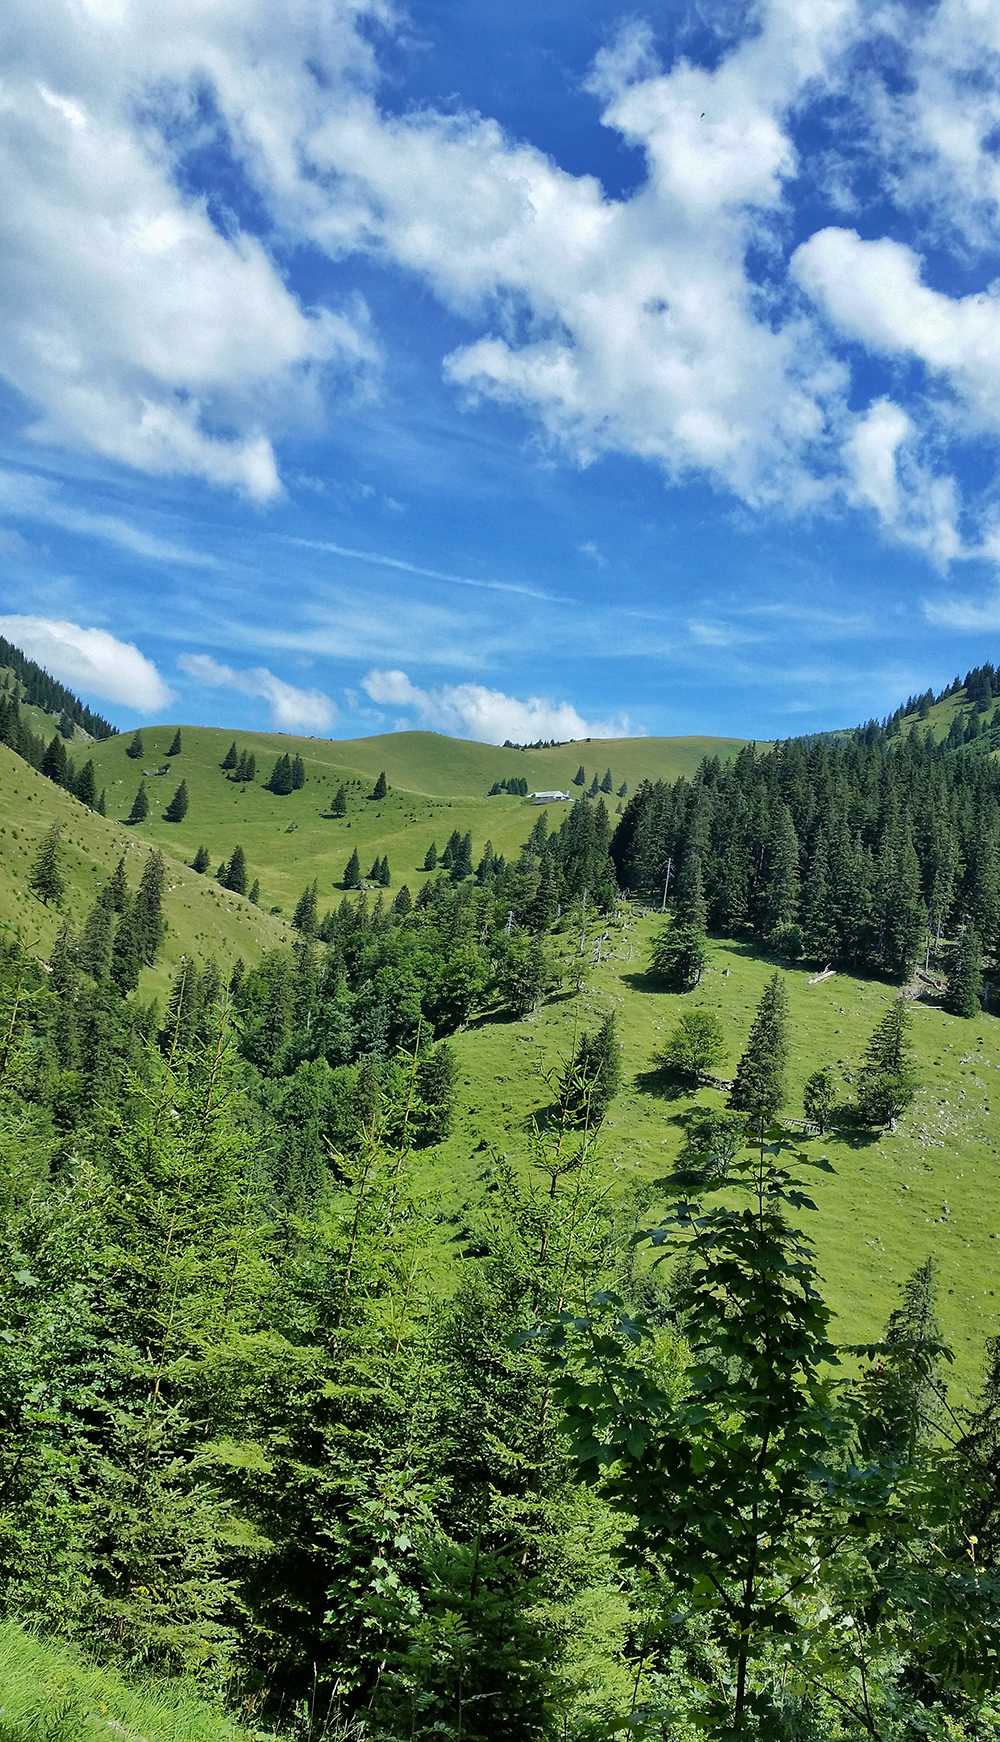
[2,0,1000,743]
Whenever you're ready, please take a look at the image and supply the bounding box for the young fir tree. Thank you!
[673,842,708,931]
[650,923,708,988]
[573,764,586,786]
[74,759,97,809]
[291,755,305,790]
[729,971,789,1122]
[78,885,115,978]
[57,707,75,740]
[867,1256,946,1463]
[586,774,600,798]
[109,896,142,996]
[125,730,144,759]
[600,768,613,793]
[332,785,347,816]
[558,1012,622,1127]
[450,832,473,882]
[108,855,129,912]
[343,847,362,889]
[192,845,210,873]
[946,923,983,1017]
[41,732,68,786]
[28,822,64,906]
[526,811,549,856]
[391,884,412,916]
[225,845,248,896]
[127,781,149,824]
[96,790,106,816]
[248,879,260,906]
[423,841,438,870]
[378,857,391,887]
[292,881,319,938]
[164,779,188,821]
[618,781,627,797]
[856,998,917,1128]
[167,728,182,755]
[372,770,387,800]
[220,741,238,770]
[268,754,293,795]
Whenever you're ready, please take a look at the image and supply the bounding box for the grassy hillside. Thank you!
[428,912,1000,1395]
[0,745,288,998]
[79,726,748,919]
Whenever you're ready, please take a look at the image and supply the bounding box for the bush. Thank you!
[659,1009,726,1081]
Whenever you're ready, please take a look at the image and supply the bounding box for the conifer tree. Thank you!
[600,768,613,793]
[57,707,75,740]
[558,1012,622,1126]
[650,923,708,988]
[292,881,319,937]
[78,885,114,978]
[164,779,188,822]
[729,971,789,1121]
[451,831,473,881]
[476,840,496,885]
[108,856,128,912]
[378,856,391,887]
[423,841,437,870]
[248,879,260,905]
[167,729,182,755]
[573,764,586,785]
[332,785,347,816]
[586,774,600,798]
[225,845,248,896]
[96,790,106,815]
[74,759,97,809]
[618,781,627,797]
[673,842,708,930]
[126,781,149,824]
[41,732,68,786]
[220,742,238,770]
[856,998,916,1128]
[125,730,144,760]
[343,847,362,889]
[803,1066,837,1132]
[755,803,799,941]
[391,884,412,915]
[109,896,142,995]
[372,770,387,800]
[946,923,983,1017]
[268,754,293,795]
[192,845,210,873]
[291,755,305,790]
[526,812,549,856]
[134,850,166,963]
[28,822,64,906]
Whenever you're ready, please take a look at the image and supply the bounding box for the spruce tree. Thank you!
[134,850,166,963]
[248,879,260,906]
[343,848,362,889]
[392,884,412,915]
[451,832,473,882]
[618,781,627,798]
[526,812,549,856]
[673,842,708,931]
[41,732,68,786]
[126,781,149,824]
[803,1066,837,1133]
[109,897,142,995]
[225,845,248,896]
[291,755,305,790]
[372,770,387,800]
[586,775,600,798]
[946,923,983,1017]
[78,885,114,977]
[221,742,238,770]
[125,730,144,760]
[559,1012,622,1126]
[378,856,391,887]
[856,999,916,1128]
[476,841,496,885]
[332,786,347,816]
[729,971,789,1121]
[650,923,708,988]
[600,768,613,793]
[74,759,97,809]
[573,765,586,786]
[167,729,182,755]
[192,846,210,873]
[96,790,106,816]
[164,779,188,822]
[108,856,128,912]
[423,842,438,870]
[292,880,319,937]
[268,754,293,795]
[28,823,64,906]
[57,707,75,740]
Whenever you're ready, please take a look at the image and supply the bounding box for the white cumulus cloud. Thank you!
[0,614,172,710]
[361,669,639,744]
[179,652,335,731]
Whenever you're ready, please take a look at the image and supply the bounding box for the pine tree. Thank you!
[378,856,391,887]
[372,770,387,800]
[134,850,166,964]
[423,841,438,870]
[558,1012,622,1126]
[41,732,68,786]
[292,881,319,937]
[109,896,142,995]
[220,742,238,770]
[57,708,75,741]
[249,879,260,905]
[164,779,188,822]
[755,804,800,941]
[451,832,473,882]
[476,840,496,885]
[108,856,128,912]
[673,842,708,930]
[870,1257,945,1461]
[78,885,114,977]
[291,755,305,790]
[74,759,97,809]
[344,848,362,889]
[526,812,549,856]
[225,845,248,896]
[392,884,412,915]
[167,729,182,756]
[617,782,627,798]
[586,775,600,798]
[192,846,210,873]
[573,765,586,786]
[729,972,789,1121]
[650,923,708,988]
[28,823,64,906]
[96,790,106,816]
[946,923,983,1018]
[125,730,144,760]
[332,786,347,816]
[126,781,149,824]
[856,999,916,1128]
[600,769,613,793]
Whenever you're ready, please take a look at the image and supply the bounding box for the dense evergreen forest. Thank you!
[9,663,1000,1735]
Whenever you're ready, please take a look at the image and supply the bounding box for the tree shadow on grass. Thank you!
[633,1064,695,1104]
[826,1105,884,1149]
